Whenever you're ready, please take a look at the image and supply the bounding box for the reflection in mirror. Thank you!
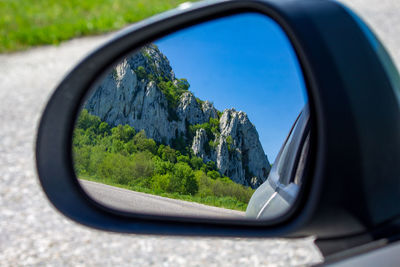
[72,13,309,221]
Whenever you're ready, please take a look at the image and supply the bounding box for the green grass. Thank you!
[80,175,248,212]
[0,0,190,53]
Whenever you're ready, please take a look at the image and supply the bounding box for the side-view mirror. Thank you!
[36,0,400,259]
[72,11,310,222]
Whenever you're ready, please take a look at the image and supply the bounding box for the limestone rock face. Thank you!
[191,128,208,160]
[213,109,271,188]
[127,44,175,82]
[84,44,271,188]
[85,45,183,143]
[177,92,217,125]
[201,101,219,121]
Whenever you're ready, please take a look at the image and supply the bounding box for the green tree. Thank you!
[154,157,174,175]
[87,146,107,176]
[97,153,134,185]
[98,122,111,136]
[124,140,137,154]
[201,160,217,173]
[190,156,203,170]
[133,130,157,154]
[110,139,124,154]
[112,124,135,142]
[76,109,101,130]
[159,145,177,163]
[169,162,198,195]
[131,151,154,179]
[171,134,188,154]
[207,170,220,180]
[151,173,171,193]
[72,146,91,175]
[176,78,190,91]
[226,136,233,152]
[195,170,214,197]
[73,128,90,147]
[177,155,190,164]
[135,66,147,80]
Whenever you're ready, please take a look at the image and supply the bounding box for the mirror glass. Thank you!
[72,13,310,221]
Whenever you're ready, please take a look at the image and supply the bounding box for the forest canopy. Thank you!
[72,109,255,211]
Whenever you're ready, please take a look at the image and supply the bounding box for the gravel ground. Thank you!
[0,0,399,266]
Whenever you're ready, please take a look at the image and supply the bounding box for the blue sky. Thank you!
[155,13,307,161]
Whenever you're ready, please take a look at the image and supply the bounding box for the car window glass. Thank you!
[275,113,303,185]
[293,132,310,186]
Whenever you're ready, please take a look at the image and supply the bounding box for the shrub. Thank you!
[177,155,190,164]
[190,156,203,170]
[206,160,217,172]
[88,146,107,176]
[157,81,179,108]
[226,136,233,152]
[194,170,254,203]
[170,162,198,195]
[76,109,101,131]
[207,170,220,180]
[124,140,137,154]
[72,109,255,211]
[97,153,134,185]
[153,157,174,175]
[131,151,154,179]
[189,117,221,142]
[211,178,254,203]
[209,140,219,150]
[195,171,214,197]
[171,134,188,154]
[176,78,190,91]
[73,129,92,147]
[110,139,124,154]
[98,122,111,136]
[134,130,157,154]
[135,66,147,80]
[151,174,171,193]
[72,146,91,175]
[159,145,177,163]
[111,124,135,143]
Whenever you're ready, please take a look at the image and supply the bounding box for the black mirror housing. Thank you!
[36,0,400,254]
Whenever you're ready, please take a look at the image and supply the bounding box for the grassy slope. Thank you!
[80,175,249,212]
[0,0,189,53]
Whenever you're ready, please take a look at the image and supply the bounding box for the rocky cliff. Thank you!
[84,44,271,188]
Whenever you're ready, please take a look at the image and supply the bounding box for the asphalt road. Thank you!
[80,179,245,218]
[1,0,399,266]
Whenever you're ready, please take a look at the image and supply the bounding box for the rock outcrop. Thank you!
[191,128,208,160]
[177,92,218,125]
[84,44,271,188]
[217,109,271,187]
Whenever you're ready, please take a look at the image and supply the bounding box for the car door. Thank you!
[246,105,310,220]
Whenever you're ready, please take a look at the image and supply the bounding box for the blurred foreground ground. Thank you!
[0,0,399,266]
